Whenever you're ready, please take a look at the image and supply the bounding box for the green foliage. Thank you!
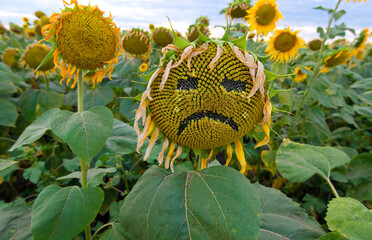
[119,166,261,239]
[31,185,104,240]
[325,197,372,240]
[50,106,114,163]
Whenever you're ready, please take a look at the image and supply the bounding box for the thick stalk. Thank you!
[293,0,342,121]
[325,177,340,198]
[77,70,92,240]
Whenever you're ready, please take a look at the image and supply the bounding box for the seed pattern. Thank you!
[149,43,264,149]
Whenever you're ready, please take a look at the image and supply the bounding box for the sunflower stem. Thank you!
[77,70,92,240]
[325,177,340,198]
[292,0,342,130]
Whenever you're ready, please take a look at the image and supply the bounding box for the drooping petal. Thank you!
[170,145,183,172]
[165,141,176,169]
[201,149,214,169]
[144,127,160,160]
[159,60,173,91]
[225,143,233,166]
[158,137,169,166]
[234,139,246,174]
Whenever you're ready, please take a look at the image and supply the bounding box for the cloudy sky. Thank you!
[1,0,371,41]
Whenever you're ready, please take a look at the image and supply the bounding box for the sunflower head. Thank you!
[293,66,308,83]
[308,39,322,51]
[226,0,251,19]
[23,17,29,24]
[320,49,351,73]
[354,28,369,50]
[10,23,23,34]
[139,63,148,72]
[20,43,55,77]
[186,25,210,42]
[40,16,50,27]
[196,16,210,27]
[26,30,36,38]
[247,0,283,36]
[122,29,151,57]
[266,28,305,63]
[152,27,174,48]
[134,26,272,174]
[41,0,121,88]
[2,48,19,68]
[35,10,46,19]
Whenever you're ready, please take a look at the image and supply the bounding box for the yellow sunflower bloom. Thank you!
[266,28,305,63]
[139,63,148,72]
[293,66,311,83]
[247,0,283,36]
[320,49,352,73]
[134,30,272,174]
[20,43,55,78]
[41,0,121,88]
[352,28,369,56]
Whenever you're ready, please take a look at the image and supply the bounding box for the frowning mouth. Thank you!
[178,111,239,136]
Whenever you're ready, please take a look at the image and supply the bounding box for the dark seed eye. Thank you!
[176,75,198,90]
[221,78,247,93]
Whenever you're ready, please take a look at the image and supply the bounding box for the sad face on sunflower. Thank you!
[40,0,121,87]
[134,28,272,174]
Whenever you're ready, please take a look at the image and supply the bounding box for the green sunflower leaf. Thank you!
[119,166,261,240]
[34,44,57,73]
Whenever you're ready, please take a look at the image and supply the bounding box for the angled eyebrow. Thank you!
[176,75,198,90]
[221,78,247,93]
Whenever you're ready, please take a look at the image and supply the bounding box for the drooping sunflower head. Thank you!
[10,23,23,34]
[20,43,55,77]
[353,28,369,50]
[247,0,283,36]
[320,49,352,73]
[26,29,36,38]
[2,48,19,68]
[225,0,251,20]
[122,29,151,58]
[266,28,305,63]
[35,10,46,19]
[196,16,210,27]
[186,25,210,42]
[308,39,322,51]
[151,27,174,48]
[23,17,30,25]
[41,0,121,88]
[134,27,272,174]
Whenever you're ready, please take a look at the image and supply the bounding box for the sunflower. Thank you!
[41,0,121,88]
[2,48,19,67]
[225,0,251,20]
[122,29,151,59]
[151,27,174,48]
[35,10,46,19]
[20,43,55,77]
[186,25,210,42]
[247,0,283,36]
[196,16,210,27]
[308,39,322,51]
[352,28,369,56]
[139,63,148,72]
[266,28,305,63]
[320,49,352,73]
[134,28,272,174]
[293,66,311,83]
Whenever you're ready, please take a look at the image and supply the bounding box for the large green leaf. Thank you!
[0,62,24,83]
[0,98,18,127]
[105,120,137,155]
[31,185,104,240]
[347,153,372,185]
[318,232,349,240]
[99,223,129,240]
[0,82,17,95]
[255,184,325,240]
[354,106,372,117]
[9,108,60,151]
[119,166,261,240]
[276,139,350,182]
[0,201,32,240]
[358,91,372,105]
[50,106,114,163]
[351,78,372,90]
[325,197,372,240]
[19,89,64,122]
[83,87,114,111]
[0,159,18,171]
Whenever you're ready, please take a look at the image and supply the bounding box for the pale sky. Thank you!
[1,0,371,41]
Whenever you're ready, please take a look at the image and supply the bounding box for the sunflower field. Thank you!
[0,0,371,239]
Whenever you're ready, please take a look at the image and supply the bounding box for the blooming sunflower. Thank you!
[20,43,55,77]
[139,63,148,72]
[2,48,19,68]
[266,28,305,63]
[134,27,273,174]
[247,0,283,36]
[293,66,311,83]
[41,0,121,88]
[225,0,252,20]
[352,28,369,56]
[320,49,352,73]
[151,27,174,48]
[122,29,151,59]
[308,39,322,51]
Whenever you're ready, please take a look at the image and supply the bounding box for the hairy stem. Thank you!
[77,70,92,240]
